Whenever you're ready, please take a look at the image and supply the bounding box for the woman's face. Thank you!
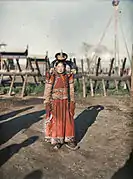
[55,62,65,74]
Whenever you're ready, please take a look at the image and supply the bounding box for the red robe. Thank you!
[43,72,75,145]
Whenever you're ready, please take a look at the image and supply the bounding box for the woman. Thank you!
[43,52,77,150]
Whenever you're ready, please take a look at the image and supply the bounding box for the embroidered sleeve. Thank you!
[43,73,54,104]
[69,74,75,102]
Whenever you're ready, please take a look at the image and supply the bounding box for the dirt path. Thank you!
[0,96,133,179]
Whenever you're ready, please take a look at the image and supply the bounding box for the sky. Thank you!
[0,0,132,65]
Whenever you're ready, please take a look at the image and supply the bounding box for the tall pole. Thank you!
[114,6,117,69]
[112,0,120,75]
[114,5,118,73]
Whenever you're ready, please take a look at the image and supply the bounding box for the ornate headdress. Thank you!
[55,51,68,61]
[50,51,77,74]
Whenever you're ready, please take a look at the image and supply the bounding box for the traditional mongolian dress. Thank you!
[43,71,75,145]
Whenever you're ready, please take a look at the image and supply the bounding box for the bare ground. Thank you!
[0,95,133,179]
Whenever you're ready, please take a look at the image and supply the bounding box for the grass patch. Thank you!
[0,80,130,97]
[25,83,45,95]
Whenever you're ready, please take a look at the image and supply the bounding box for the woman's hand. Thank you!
[45,102,52,111]
[43,102,52,119]
[69,101,75,116]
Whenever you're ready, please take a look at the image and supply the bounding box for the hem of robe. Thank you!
[44,136,75,144]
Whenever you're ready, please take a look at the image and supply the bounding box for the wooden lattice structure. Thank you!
[73,55,131,97]
[0,47,49,97]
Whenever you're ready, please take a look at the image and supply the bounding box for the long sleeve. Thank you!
[68,73,75,116]
[43,73,54,104]
[69,73,75,102]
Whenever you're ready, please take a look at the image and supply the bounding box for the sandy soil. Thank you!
[0,95,133,179]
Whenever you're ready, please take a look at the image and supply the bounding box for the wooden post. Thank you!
[106,58,114,89]
[26,59,28,69]
[16,59,24,82]
[130,44,133,97]
[102,79,106,96]
[3,60,12,80]
[4,60,15,91]
[73,58,80,87]
[47,58,50,71]
[8,75,15,96]
[35,58,41,75]
[43,62,47,77]
[118,58,126,88]
[94,57,101,91]
[0,74,5,87]
[27,58,38,85]
[45,52,50,72]
[90,79,94,97]
[125,80,130,92]
[96,58,101,76]
[0,57,3,71]
[86,58,90,74]
[21,74,28,98]
[81,59,86,98]
[99,60,102,74]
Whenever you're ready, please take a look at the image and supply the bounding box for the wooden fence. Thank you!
[72,47,133,97]
[0,45,133,98]
[0,48,49,97]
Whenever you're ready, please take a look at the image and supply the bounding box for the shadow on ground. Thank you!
[0,98,43,108]
[111,150,133,179]
[0,106,34,121]
[0,109,45,145]
[75,105,104,143]
[23,170,43,179]
[0,136,39,167]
